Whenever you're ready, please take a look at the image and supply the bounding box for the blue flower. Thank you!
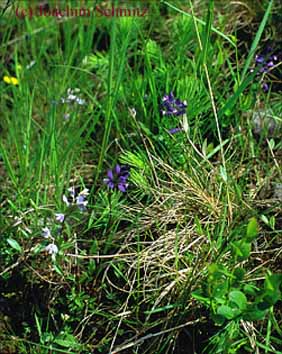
[63,187,89,211]
[252,50,280,92]
[55,213,65,223]
[45,243,58,255]
[161,92,187,117]
[42,227,51,238]
[76,194,88,211]
[168,127,183,134]
[104,164,130,192]
[262,82,269,92]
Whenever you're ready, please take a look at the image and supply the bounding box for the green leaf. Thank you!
[211,313,225,325]
[233,267,245,281]
[261,274,282,307]
[240,0,273,82]
[220,165,227,182]
[261,214,269,225]
[191,291,210,305]
[265,274,282,293]
[54,333,78,348]
[246,217,259,241]
[243,284,259,296]
[208,263,228,280]
[217,305,240,320]
[231,241,251,261]
[243,308,267,321]
[53,264,63,276]
[7,238,22,253]
[229,290,247,310]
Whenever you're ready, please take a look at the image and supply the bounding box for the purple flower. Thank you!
[45,243,58,255]
[262,82,269,92]
[161,92,187,117]
[42,227,51,238]
[255,55,264,64]
[253,52,279,74]
[252,50,280,94]
[76,194,88,211]
[63,187,89,211]
[168,127,183,134]
[104,164,130,193]
[55,213,65,223]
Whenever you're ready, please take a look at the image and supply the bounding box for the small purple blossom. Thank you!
[161,92,187,117]
[255,53,278,71]
[104,164,130,192]
[45,243,58,255]
[252,50,280,93]
[168,127,183,134]
[61,88,86,106]
[255,55,264,64]
[42,227,51,238]
[76,194,88,211]
[63,186,89,211]
[262,82,269,92]
[55,213,65,223]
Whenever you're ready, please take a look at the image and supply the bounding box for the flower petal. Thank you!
[118,183,127,192]
[115,164,121,175]
[107,169,113,180]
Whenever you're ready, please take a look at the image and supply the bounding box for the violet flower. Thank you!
[104,164,130,192]
[252,50,280,92]
[45,243,58,255]
[55,213,65,223]
[63,187,89,211]
[168,127,183,134]
[42,227,51,238]
[262,82,269,92]
[76,194,88,211]
[161,92,187,117]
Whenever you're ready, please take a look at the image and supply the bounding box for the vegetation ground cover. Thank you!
[0,0,282,353]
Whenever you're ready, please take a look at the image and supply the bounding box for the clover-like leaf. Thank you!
[229,290,247,310]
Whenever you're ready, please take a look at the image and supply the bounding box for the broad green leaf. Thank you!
[243,284,259,296]
[243,308,267,321]
[246,217,259,241]
[54,333,78,348]
[217,305,240,320]
[261,214,269,225]
[265,274,282,293]
[233,267,245,281]
[229,290,247,310]
[7,238,22,253]
[260,274,282,307]
[211,313,225,326]
[231,241,251,261]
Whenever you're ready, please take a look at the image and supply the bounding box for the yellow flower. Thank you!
[3,75,19,85]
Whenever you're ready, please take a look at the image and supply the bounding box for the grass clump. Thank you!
[0,0,282,353]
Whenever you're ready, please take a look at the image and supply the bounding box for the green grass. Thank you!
[0,0,282,353]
